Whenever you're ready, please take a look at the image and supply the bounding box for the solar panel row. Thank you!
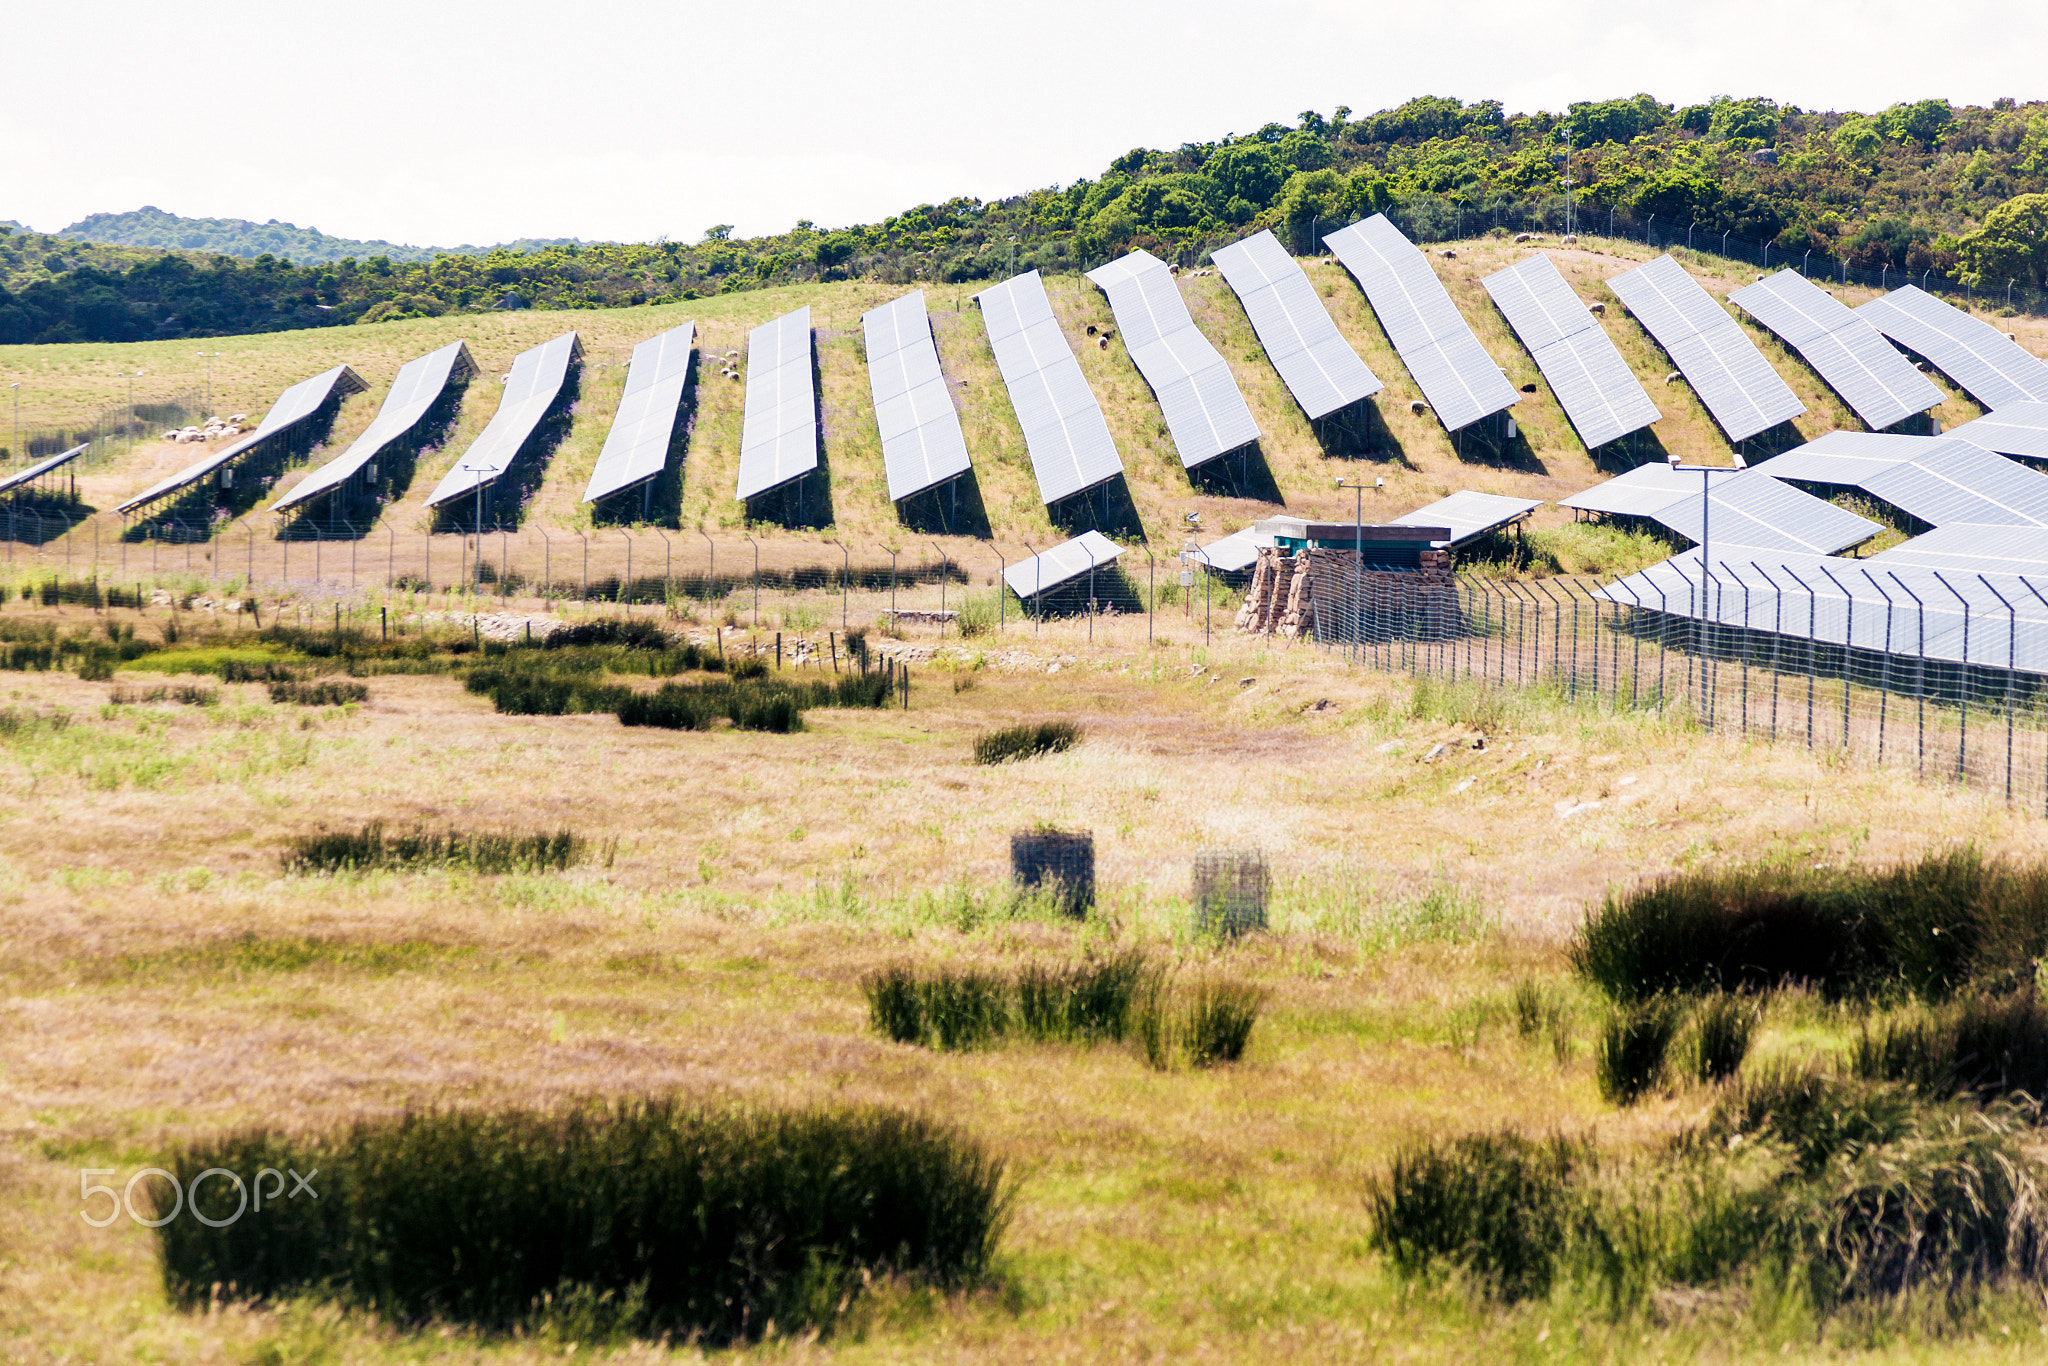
[1481,254,1659,449]
[118,363,371,515]
[1556,462,1744,518]
[0,443,88,499]
[735,308,817,502]
[1388,490,1542,546]
[1728,269,1942,431]
[975,270,1124,505]
[1606,255,1806,443]
[1001,530,1123,598]
[1086,249,1260,467]
[1209,229,1382,421]
[424,333,582,510]
[862,290,974,503]
[1857,285,2048,411]
[1760,432,2048,529]
[584,322,696,506]
[275,341,479,515]
[1947,402,2048,463]
[1644,469,1882,556]
[1323,215,1519,433]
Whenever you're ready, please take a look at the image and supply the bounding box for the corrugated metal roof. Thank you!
[1759,433,2048,528]
[0,442,88,498]
[118,363,370,515]
[1002,530,1123,598]
[1646,468,1882,554]
[1606,254,1806,442]
[424,333,582,509]
[1087,249,1260,467]
[275,341,478,515]
[975,270,1124,505]
[583,323,695,504]
[1388,490,1542,545]
[1857,285,2048,411]
[1869,521,2048,574]
[1323,214,1519,432]
[1482,254,1659,449]
[1557,462,1743,517]
[1210,229,1381,421]
[1729,269,1942,430]
[862,291,973,503]
[1946,401,2048,463]
[733,307,816,502]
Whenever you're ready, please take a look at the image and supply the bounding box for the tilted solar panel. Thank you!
[1946,401,2048,463]
[1196,525,1272,573]
[1482,254,1659,449]
[733,308,817,502]
[862,291,973,503]
[424,333,582,509]
[1558,462,1743,518]
[1210,229,1381,420]
[275,341,479,515]
[1857,285,2048,411]
[1388,490,1542,546]
[1607,255,1805,443]
[1087,249,1259,467]
[1646,468,1881,554]
[1756,430,1933,483]
[1728,269,1941,431]
[1869,521,2048,574]
[583,322,695,505]
[1001,530,1123,598]
[1761,434,2048,529]
[1323,215,1519,432]
[118,364,370,514]
[974,271,1123,505]
[0,443,88,498]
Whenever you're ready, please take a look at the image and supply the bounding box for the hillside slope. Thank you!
[58,206,582,266]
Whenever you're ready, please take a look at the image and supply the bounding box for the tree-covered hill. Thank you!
[58,206,582,266]
[5,92,2047,346]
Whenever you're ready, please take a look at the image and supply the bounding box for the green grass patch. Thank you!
[113,933,473,977]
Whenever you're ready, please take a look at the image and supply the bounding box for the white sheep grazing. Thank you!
[1409,399,1428,415]
[1515,232,1532,243]
[1588,302,1606,316]
[1665,372,1683,385]
[1440,248,1457,259]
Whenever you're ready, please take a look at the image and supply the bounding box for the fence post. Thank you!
[1724,566,1753,734]
[1817,564,1858,752]
[1931,571,1971,783]
[993,543,1005,633]
[1885,572,1928,778]
[1143,545,1153,645]
[1779,565,1820,748]
[580,532,589,601]
[1977,574,2018,805]
[2018,577,2048,815]
[1860,569,1898,767]
[698,531,714,609]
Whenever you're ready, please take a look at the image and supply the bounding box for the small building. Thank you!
[1236,518,1454,639]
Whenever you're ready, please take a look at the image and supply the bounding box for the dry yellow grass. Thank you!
[2,596,2048,1360]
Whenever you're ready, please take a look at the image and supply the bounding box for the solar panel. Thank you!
[1759,433,2048,528]
[1195,525,1272,573]
[1210,229,1381,421]
[975,271,1124,505]
[1002,530,1124,598]
[273,341,479,515]
[1870,521,2048,574]
[117,364,370,515]
[424,333,582,509]
[1646,468,1881,554]
[1946,402,2048,463]
[1086,250,1259,467]
[1323,214,1519,432]
[1727,269,1942,431]
[1557,462,1743,518]
[582,322,695,505]
[862,291,973,502]
[1857,285,2048,411]
[1389,490,1541,546]
[0,442,88,498]
[733,308,817,502]
[1606,255,1806,443]
[1482,254,1659,449]
[1756,430,1933,483]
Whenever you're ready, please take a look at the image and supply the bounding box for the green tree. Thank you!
[1277,129,1333,172]
[702,224,733,242]
[1205,144,1286,208]
[1957,193,2048,287]
[1278,169,1348,226]
[1877,99,1953,148]
[1708,97,1780,142]
[1833,117,1883,163]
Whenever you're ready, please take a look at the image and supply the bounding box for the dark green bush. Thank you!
[1015,952,1148,1043]
[973,720,1081,766]
[1852,990,2048,1102]
[270,680,369,706]
[541,618,671,650]
[282,821,596,875]
[157,1098,1010,1343]
[617,683,712,730]
[1689,993,1760,1084]
[221,658,303,683]
[730,688,801,733]
[1595,996,1686,1105]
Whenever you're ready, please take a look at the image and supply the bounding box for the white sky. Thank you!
[5,0,2043,248]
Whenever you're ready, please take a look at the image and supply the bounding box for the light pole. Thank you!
[117,370,144,450]
[7,383,17,463]
[195,352,219,417]
[1335,476,1383,658]
[1667,450,1746,674]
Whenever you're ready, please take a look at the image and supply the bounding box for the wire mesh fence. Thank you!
[1310,566,2048,813]
[9,389,208,470]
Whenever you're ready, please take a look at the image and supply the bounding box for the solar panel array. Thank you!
[1196,525,1271,573]
[583,323,696,505]
[0,442,88,498]
[1645,469,1882,555]
[1210,229,1381,420]
[1947,402,2048,463]
[1557,461,1744,518]
[734,307,817,502]
[1756,430,1936,484]
[862,291,973,502]
[1389,490,1542,546]
[1323,214,1519,432]
[424,333,582,509]
[1762,434,2048,529]
[1728,269,1942,431]
[1870,521,2048,574]
[1857,285,2048,411]
[118,363,370,514]
[274,341,478,515]
[975,270,1123,504]
[1001,530,1124,598]
[1606,255,1806,443]
[1482,254,1659,449]
[1086,250,1259,467]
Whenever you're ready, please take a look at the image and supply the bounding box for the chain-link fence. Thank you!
[1310,566,2048,812]
[8,389,207,469]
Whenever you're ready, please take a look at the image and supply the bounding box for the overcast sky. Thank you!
[5,0,2044,248]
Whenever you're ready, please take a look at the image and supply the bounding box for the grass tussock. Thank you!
[1688,992,1761,1085]
[972,719,1081,765]
[157,1098,1010,1344]
[1851,989,2048,1103]
[109,683,218,706]
[281,820,608,875]
[1594,995,1686,1106]
[470,656,892,732]
[269,680,369,706]
[1572,846,2048,1003]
